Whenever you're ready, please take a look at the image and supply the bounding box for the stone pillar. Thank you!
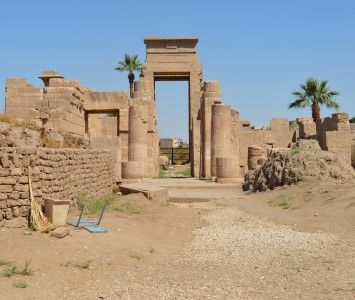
[122,161,146,179]
[248,146,264,171]
[128,105,148,162]
[122,105,148,180]
[215,156,240,183]
[133,79,151,101]
[211,104,231,176]
[132,78,160,178]
[192,116,201,177]
[200,80,222,178]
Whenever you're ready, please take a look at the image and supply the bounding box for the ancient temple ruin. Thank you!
[4,37,353,183]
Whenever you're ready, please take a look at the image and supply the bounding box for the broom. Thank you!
[28,161,52,231]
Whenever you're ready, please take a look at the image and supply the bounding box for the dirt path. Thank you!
[0,181,354,300]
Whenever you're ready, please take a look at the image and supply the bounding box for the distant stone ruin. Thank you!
[1,37,353,224]
[243,140,355,192]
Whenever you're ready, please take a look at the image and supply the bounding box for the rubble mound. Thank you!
[243,140,355,192]
[0,122,41,147]
[0,122,89,149]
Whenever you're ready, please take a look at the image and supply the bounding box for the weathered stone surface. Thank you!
[5,208,13,220]
[0,185,13,193]
[0,177,17,185]
[12,206,20,217]
[50,227,70,239]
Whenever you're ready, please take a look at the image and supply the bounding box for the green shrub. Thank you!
[13,280,28,288]
[291,145,303,154]
[76,193,117,214]
[114,202,141,215]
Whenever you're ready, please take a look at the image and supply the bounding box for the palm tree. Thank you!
[114,54,145,98]
[289,77,340,122]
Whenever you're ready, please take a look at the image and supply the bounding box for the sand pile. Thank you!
[243,139,355,192]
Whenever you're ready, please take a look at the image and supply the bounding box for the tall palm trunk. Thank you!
[128,72,135,98]
[312,101,320,122]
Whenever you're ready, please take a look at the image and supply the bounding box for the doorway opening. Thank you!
[155,81,190,173]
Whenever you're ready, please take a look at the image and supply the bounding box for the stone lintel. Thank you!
[144,37,198,54]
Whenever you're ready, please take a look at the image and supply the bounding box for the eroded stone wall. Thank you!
[0,147,115,225]
[5,72,90,136]
[298,113,351,165]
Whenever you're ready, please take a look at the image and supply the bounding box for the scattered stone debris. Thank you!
[50,227,70,239]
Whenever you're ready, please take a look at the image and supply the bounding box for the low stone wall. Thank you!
[0,147,115,225]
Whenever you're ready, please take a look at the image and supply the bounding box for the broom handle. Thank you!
[28,159,34,203]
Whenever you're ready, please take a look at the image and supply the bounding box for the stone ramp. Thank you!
[120,178,243,203]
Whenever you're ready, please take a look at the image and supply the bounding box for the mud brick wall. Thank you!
[0,147,115,223]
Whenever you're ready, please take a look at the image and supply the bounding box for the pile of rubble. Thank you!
[243,140,355,192]
[0,121,89,149]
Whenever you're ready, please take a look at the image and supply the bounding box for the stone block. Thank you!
[10,168,22,176]
[12,206,20,217]
[50,227,70,238]
[299,122,316,139]
[0,185,13,193]
[44,198,70,226]
[0,169,10,176]
[13,184,28,192]
[0,199,7,208]
[8,192,20,200]
[6,78,29,87]
[0,178,17,185]
[5,208,13,220]
[0,154,10,168]
[332,112,349,121]
[271,118,289,132]
[120,184,168,204]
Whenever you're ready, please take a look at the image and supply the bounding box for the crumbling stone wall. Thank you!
[243,140,355,192]
[297,113,351,165]
[0,147,115,224]
[5,72,90,136]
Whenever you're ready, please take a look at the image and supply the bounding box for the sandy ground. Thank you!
[0,179,354,300]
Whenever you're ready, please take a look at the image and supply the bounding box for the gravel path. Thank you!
[62,202,355,300]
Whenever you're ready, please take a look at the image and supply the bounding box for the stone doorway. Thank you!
[142,37,203,176]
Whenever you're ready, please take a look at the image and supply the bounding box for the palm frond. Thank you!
[114,54,145,73]
[288,98,310,109]
[289,77,340,116]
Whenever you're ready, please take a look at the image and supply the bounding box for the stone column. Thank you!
[200,80,222,178]
[128,105,148,161]
[248,146,264,171]
[215,156,240,183]
[132,78,160,178]
[192,116,201,177]
[122,105,148,180]
[211,104,231,176]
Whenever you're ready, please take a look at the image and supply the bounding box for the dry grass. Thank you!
[28,164,52,231]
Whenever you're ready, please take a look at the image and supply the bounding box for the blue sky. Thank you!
[1,0,354,142]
